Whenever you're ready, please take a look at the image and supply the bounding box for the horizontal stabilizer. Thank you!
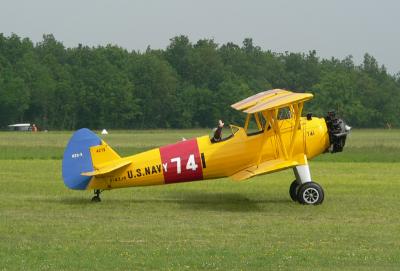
[81,160,131,177]
[230,159,298,181]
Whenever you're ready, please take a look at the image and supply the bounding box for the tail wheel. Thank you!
[297,182,324,205]
[91,196,101,202]
[91,189,102,202]
[289,180,299,202]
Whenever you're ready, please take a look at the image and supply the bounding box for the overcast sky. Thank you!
[1,0,399,74]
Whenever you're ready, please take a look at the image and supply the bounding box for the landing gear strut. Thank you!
[91,189,102,202]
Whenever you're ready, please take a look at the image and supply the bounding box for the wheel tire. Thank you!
[289,180,299,202]
[297,182,324,205]
[91,196,101,202]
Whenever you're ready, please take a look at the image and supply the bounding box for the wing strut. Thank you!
[265,109,288,160]
[288,102,304,157]
[256,101,304,165]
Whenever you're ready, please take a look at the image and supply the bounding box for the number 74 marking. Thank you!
[170,154,198,174]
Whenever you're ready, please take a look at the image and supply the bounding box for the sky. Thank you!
[1,0,399,74]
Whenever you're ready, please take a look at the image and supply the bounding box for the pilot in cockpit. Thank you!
[211,120,224,143]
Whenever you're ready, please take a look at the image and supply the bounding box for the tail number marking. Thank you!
[71,152,83,159]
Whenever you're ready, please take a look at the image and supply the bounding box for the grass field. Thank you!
[1,129,400,270]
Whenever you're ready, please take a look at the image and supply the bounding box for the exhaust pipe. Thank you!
[325,111,351,153]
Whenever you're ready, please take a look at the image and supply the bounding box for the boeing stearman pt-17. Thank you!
[62,89,351,205]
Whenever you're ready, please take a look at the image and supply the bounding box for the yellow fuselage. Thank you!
[87,117,330,190]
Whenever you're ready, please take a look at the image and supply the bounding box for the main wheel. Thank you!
[297,182,324,205]
[289,180,299,202]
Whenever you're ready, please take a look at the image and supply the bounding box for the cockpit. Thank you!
[209,106,295,144]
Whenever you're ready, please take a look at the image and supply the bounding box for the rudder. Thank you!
[62,128,102,190]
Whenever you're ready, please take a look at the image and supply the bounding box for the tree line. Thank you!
[1,33,399,130]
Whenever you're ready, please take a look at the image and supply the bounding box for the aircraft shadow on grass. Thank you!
[47,191,290,212]
[152,191,290,212]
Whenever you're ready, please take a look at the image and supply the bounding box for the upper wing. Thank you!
[244,92,313,114]
[231,89,290,111]
[231,89,313,113]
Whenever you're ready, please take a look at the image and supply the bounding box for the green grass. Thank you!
[0,129,399,270]
[0,129,208,159]
[314,129,400,163]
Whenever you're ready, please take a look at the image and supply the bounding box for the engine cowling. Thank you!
[325,111,351,153]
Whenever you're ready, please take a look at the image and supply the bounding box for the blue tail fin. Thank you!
[62,128,102,190]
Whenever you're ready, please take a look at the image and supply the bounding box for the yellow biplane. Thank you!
[62,89,350,205]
